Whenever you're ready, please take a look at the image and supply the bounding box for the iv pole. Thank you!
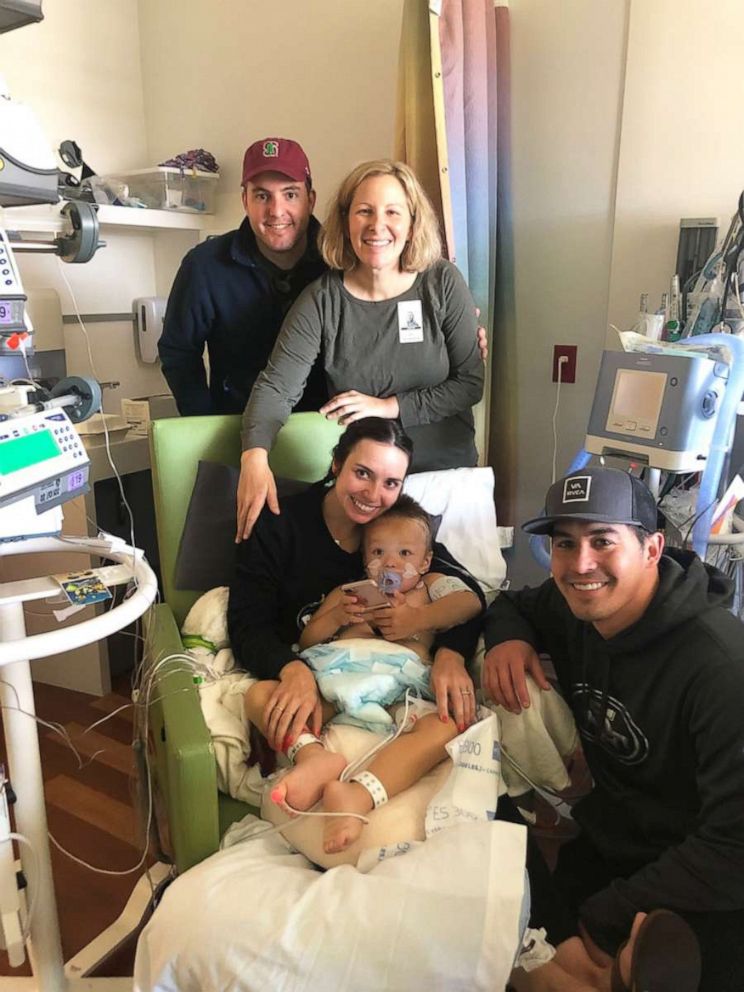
[0,538,158,991]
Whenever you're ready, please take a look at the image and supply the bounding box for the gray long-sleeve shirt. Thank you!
[241,259,484,471]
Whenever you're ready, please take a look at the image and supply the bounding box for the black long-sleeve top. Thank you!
[228,482,485,678]
[483,549,744,955]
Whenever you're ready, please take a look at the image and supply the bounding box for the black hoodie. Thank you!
[483,549,744,953]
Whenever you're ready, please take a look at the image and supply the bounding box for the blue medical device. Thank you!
[585,350,728,472]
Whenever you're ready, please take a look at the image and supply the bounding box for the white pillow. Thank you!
[403,466,505,599]
[260,723,451,869]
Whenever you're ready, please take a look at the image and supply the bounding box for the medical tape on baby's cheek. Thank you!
[428,575,470,600]
[365,559,420,581]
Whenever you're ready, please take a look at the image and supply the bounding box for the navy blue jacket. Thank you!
[159,216,327,415]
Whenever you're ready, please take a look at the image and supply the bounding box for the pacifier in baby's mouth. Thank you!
[379,569,403,594]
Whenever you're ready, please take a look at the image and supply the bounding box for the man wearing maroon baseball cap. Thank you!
[241,137,312,187]
[159,136,327,417]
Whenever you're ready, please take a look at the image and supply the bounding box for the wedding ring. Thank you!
[460,689,473,695]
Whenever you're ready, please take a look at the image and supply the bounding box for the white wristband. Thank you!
[350,770,389,809]
[286,732,320,764]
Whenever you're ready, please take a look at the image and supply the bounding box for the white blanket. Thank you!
[134,713,530,992]
[134,820,526,992]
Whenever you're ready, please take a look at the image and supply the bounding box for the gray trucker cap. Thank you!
[522,467,658,536]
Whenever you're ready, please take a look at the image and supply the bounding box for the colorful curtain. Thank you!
[395,1,515,522]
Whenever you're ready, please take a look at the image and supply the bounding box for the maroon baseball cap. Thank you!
[241,137,312,186]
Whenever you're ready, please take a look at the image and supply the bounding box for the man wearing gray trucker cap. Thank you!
[483,466,744,991]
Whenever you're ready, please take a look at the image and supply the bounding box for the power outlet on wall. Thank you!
[552,345,577,383]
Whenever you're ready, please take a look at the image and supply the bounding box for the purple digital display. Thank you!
[0,303,15,325]
[67,470,85,491]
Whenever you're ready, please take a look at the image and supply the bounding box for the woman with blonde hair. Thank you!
[237,159,484,539]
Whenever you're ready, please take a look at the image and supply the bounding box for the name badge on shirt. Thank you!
[397,300,424,343]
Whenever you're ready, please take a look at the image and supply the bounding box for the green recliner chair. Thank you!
[145,412,342,874]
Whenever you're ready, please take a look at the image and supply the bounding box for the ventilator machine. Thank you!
[533,191,744,592]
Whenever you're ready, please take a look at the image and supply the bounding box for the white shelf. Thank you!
[1,202,213,234]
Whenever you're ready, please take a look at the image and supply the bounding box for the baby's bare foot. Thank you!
[322,779,373,853]
[271,747,346,813]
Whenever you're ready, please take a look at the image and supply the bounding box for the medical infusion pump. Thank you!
[0,408,90,540]
[585,350,728,472]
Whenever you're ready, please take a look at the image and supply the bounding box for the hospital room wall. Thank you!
[607,0,744,334]
[504,0,744,585]
[135,0,406,244]
[0,0,171,411]
[503,0,628,584]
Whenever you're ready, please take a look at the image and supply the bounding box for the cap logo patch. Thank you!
[262,140,279,158]
[563,476,591,503]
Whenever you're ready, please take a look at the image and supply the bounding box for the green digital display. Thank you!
[0,430,60,475]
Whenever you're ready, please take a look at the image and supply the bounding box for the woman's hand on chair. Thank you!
[263,660,323,750]
[320,391,399,425]
[236,448,279,543]
[431,647,476,733]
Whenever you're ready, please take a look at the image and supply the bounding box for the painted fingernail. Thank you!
[458,724,465,733]
[283,735,293,750]
[440,715,448,723]
[270,788,282,803]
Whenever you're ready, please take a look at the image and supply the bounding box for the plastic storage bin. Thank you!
[100,167,219,213]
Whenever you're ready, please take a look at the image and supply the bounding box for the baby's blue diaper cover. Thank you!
[301,638,433,734]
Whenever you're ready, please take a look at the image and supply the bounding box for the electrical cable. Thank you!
[56,260,138,585]
[255,690,419,834]
[551,356,568,484]
[0,681,93,770]
[1,831,39,940]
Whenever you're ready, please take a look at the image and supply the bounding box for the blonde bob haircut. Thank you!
[320,159,443,273]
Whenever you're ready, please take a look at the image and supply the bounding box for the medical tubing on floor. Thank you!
[691,334,744,558]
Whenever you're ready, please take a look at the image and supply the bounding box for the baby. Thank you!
[298,494,452,662]
[267,496,482,853]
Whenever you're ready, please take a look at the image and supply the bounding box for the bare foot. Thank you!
[322,779,373,853]
[270,746,346,814]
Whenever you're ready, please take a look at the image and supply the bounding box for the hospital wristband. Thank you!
[350,770,389,809]
[286,732,321,764]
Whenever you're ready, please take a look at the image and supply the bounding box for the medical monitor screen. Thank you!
[0,303,16,325]
[0,429,60,475]
[606,368,666,437]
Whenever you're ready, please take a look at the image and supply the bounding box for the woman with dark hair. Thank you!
[227,417,484,756]
[236,158,484,540]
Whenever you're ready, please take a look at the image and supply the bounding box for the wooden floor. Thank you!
[0,674,154,978]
